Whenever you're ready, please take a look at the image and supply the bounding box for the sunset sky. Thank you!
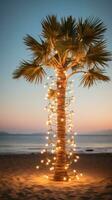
[1,0,112,133]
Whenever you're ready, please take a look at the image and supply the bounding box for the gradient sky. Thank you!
[0,0,112,133]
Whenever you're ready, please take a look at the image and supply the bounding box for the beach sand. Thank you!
[0,153,112,200]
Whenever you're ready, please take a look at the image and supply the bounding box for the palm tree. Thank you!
[13,15,111,181]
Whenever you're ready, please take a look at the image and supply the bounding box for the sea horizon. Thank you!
[0,129,112,135]
[0,130,112,155]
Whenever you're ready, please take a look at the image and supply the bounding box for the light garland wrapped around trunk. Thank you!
[36,73,83,181]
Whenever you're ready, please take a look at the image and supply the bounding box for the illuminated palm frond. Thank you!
[60,16,76,39]
[85,41,111,67]
[41,15,60,41]
[55,39,73,52]
[55,39,74,64]
[47,55,61,68]
[80,68,110,87]
[24,34,42,54]
[13,15,111,85]
[24,35,50,62]
[55,16,76,62]
[13,61,46,83]
[77,17,106,46]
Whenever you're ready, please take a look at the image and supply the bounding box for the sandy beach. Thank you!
[0,153,112,200]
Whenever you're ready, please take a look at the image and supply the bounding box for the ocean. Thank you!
[0,133,112,154]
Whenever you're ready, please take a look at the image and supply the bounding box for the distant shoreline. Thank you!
[0,129,112,135]
[0,151,112,156]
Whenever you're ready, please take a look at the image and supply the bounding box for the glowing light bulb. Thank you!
[61,118,64,122]
[41,160,44,163]
[50,167,54,171]
[51,150,55,154]
[36,166,39,169]
[53,134,56,138]
[76,156,79,159]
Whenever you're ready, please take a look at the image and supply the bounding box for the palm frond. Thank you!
[13,61,46,83]
[60,16,76,39]
[71,64,83,71]
[54,39,74,63]
[24,35,50,62]
[55,39,73,52]
[80,68,110,87]
[86,41,111,67]
[77,17,106,46]
[47,55,61,68]
[41,15,60,41]
[24,34,42,53]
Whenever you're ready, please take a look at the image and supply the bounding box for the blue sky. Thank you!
[0,0,112,133]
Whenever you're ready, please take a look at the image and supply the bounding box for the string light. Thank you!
[36,75,83,181]
[50,167,54,171]
[61,118,64,122]
[63,177,67,181]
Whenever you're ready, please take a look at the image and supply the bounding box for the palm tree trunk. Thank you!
[54,70,68,181]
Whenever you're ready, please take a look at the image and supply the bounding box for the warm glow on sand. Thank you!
[22,173,99,187]
[0,154,112,199]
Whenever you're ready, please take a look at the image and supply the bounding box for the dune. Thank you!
[0,153,112,200]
